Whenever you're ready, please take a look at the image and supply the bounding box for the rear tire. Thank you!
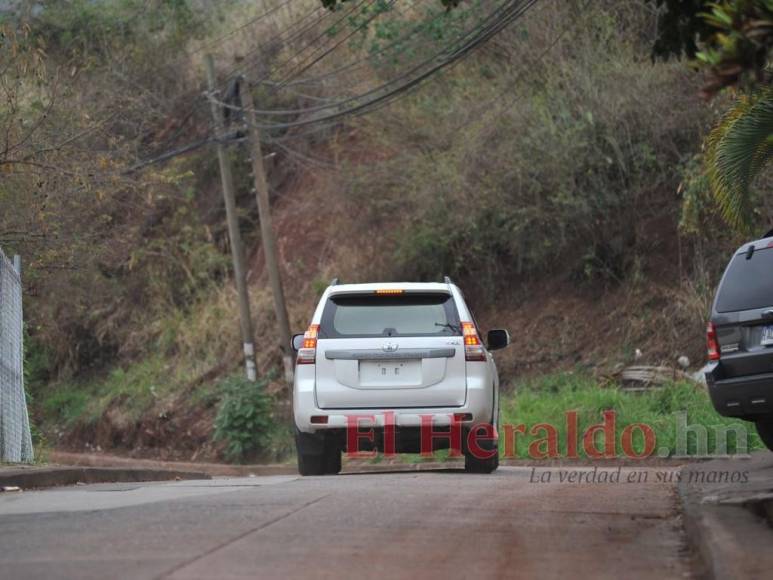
[295,428,341,476]
[297,449,326,476]
[464,448,499,474]
[755,418,773,451]
[324,444,342,475]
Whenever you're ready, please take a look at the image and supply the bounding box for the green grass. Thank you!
[39,355,179,429]
[500,373,764,459]
[41,387,92,428]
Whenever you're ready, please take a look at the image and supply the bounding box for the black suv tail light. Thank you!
[707,322,720,361]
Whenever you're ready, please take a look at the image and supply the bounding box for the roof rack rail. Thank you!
[329,277,340,286]
[443,276,452,285]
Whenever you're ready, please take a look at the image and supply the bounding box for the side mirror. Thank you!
[291,334,305,352]
[486,329,510,351]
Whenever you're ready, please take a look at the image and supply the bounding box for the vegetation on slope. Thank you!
[500,373,762,459]
[1,0,770,462]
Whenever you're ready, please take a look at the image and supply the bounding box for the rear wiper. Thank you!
[435,322,461,334]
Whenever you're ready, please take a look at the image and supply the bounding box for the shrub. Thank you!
[213,374,275,463]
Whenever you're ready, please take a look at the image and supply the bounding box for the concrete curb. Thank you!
[679,454,773,579]
[0,466,211,490]
[49,451,298,477]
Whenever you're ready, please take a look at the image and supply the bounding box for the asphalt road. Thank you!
[0,466,692,579]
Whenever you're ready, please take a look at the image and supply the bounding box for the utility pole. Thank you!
[204,54,257,382]
[238,76,294,384]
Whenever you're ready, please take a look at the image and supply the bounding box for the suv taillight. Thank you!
[707,322,720,361]
[462,322,486,362]
[297,324,319,365]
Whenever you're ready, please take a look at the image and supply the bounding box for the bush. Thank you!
[213,374,276,463]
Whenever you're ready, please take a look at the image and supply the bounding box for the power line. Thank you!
[142,2,329,154]
[221,0,540,130]
[242,0,523,117]
[171,0,358,140]
[258,0,442,91]
[215,2,332,87]
[271,0,397,90]
[265,0,572,145]
[233,0,377,88]
[185,0,296,58]
[124,131,244,174]
[132,0,545,171]
[152,0,396,149]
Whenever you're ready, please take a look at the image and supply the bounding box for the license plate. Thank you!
[359,359,421,387]
[762,325,773,346]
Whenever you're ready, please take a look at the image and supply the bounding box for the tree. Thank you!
[705,86,773,233]
[655,1,773,233]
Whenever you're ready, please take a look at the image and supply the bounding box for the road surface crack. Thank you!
[155,494,329,579]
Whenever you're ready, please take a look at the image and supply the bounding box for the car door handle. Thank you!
[763,309,773,319]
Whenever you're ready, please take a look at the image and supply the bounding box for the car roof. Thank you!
[733,236,773,255]
[327,282,453,294]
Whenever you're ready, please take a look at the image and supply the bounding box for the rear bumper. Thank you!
[293,365,495,433]
[705,362,773,417]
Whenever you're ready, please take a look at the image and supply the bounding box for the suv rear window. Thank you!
[320,293,461,338]
[716,247,773,313]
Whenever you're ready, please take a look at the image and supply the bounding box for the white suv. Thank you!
[291,278,510,475]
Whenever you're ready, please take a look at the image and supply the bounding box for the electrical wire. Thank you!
[221,0,539,129]
[232,0,377,88]
[215,1,332,87]
[275,0,589,158]
[258,0,442,90]
[271,0,397,90]
[168,0,360,142]
[133,0,549,170]
[210,0,530,118]
[141,1,329,154]
[264,0,571,145]
[124,130,244,174]
[185,0,296,58]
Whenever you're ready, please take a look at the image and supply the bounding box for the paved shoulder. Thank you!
[680,453,773,579]
[0,476,298,515]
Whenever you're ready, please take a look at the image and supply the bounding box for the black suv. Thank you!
[706,235,773,450]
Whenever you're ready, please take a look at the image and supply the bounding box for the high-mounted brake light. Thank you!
[375,289,404,295]
[707,322,720,361]
[462,322,486,362]
[297,324,319,365]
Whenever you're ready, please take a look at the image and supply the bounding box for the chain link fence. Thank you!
[0,248,34,463]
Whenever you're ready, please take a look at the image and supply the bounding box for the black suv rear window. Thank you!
[320,293,461,338]
[716,247,773,313]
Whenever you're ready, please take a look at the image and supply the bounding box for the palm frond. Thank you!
[705,86,773,233]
